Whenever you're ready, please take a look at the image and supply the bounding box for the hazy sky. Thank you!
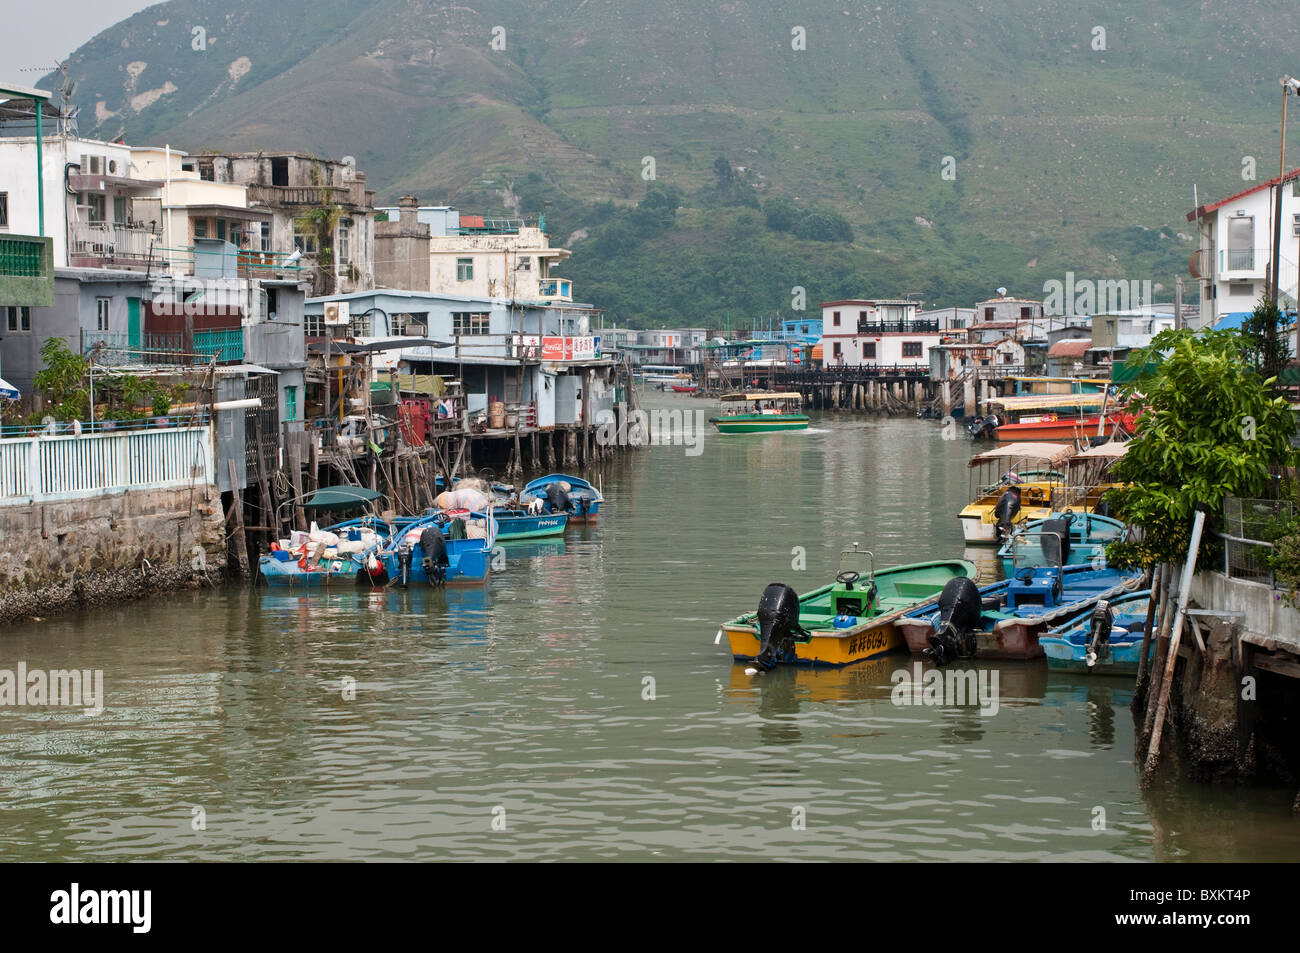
[1,1,159,87]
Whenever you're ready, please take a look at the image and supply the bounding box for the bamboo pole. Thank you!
[1134,563,1163,703]
[226,460,249,579]
[1143,510,1208,781]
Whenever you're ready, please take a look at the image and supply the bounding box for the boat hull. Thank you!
[379,539,491,586]
[712,414,810,434]
[259,555,377,587]
[995,413,1131,442]
[493,512,568,540]
[725,621,905,666]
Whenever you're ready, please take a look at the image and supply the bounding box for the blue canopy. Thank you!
[0,376,18,401]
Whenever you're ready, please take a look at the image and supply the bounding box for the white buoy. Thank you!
[744,667,759,677]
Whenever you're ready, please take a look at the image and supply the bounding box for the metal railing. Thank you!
[854,319,940,333]
[0,235,46,277]
[192,328,244,363]
[0,424,213,503]
[68,221,160,261]
[1219,497,1294,587]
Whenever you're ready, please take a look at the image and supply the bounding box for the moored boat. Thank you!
[718,545,978,668]
[378,511,496,586]
[997,511,1127,576]
[896,563,1145,661]
[520,473,604,523]
[1040,590,1154,676]
[488,509,568,540]
[710,391,809,433]
[959,442,1075,544]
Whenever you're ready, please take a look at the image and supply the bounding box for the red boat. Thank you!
[995,411,1135,442]
[671,384,698,393]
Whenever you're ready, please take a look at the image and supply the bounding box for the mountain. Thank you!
[43,0,1300,325]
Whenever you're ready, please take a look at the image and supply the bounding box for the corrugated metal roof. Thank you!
[1048,339,1094,358]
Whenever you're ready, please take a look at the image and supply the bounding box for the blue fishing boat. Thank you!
[896,563,1145,660]
[520,473,604,523]
[997,511,1127,575]
[487,510,568,540]
[378,512,496,586]
[1040,589,1153,675]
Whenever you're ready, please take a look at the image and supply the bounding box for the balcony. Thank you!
[245,183,361,208]
[193,328,245,363]
[855,318,939,334]
[68,221,160,267]
[81,329,243,366]
[1220,247,1265,275]
[0,234,54,307]
[537,277,573,301]
[236,248,305,279]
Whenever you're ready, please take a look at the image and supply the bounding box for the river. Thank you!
[2,393,1298,861]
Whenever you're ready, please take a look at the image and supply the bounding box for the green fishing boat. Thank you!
[717,545,979,667]
[710,391,809,433]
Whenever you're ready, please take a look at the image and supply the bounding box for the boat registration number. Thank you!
[846,629,891,656]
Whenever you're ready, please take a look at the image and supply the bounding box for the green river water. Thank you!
[3,394,1299,861]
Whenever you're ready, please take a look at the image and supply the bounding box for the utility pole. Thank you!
[1174,275,1183,330]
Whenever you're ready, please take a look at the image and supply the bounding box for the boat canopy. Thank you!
[989,393,1111,412]
[0,376,18,400]
[1075,440,1130,460]
[969,442,1075,469]
[302,485,384,510]
[720,392,802,401]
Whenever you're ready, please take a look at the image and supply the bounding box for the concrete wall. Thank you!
[0,485,227,625]
[1189,570,1300,652]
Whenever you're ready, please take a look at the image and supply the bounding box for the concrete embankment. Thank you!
[0,486,228,625]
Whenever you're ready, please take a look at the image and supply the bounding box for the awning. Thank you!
[0,376,19,400]
[302,485,383,510]
[969,441,1075,469]
[1076,440,1130,459]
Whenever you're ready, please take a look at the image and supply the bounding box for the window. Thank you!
[96,297,110,331]
[452,311,490,336]
[113,196,127,224]
[270,157,289,187]
[390,312,409,336]
[517,256,532,272]
[1020,306,1032,319]
[193,218,209,240]
[216,219,227,242]
[284,386,298,422]
[456,258,474,281]
[6,306,31,332]
[0,192,7,228]
[902,341,923,358]
[87,193,106,222]
[256,222,271,251]
[862,342,876,359]
[1227,216,1254,270]
[832,341,842,359]
[337,218,352,264]
[984,307,994,320]
[832,311,841,327]
[350,310,372,337]
[293,225,318,255]
[304,312,324,336]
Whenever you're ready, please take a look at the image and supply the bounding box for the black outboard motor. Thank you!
[751,583,809,671]
[419,527,449,585]
[993,488,1021,542]
[1086,600,1114,667]
[1039,514,1074,567]
[577,494,590,518]
[397,545,413,588]
[967,414,1000,439]
[927,577,982,666]
[545,482,570,515]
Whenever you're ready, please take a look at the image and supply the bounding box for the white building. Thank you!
[375,203,574,303]
[1187,169,1300,326]
[819,298,941,367]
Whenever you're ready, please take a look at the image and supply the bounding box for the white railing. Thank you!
[0,425,213,504]
[68,221,160,260]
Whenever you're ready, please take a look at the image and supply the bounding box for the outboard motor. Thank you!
[751,583,809,671]
[927,577,982,666]
[577,494,591,518]
[1086,600,1114,668]
[994,487,1021,542]
[397,545,413,588]
[1039,514,1074,567]
[419,527,449,586]
[545,482,570,515]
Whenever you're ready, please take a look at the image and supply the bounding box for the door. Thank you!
[127,297,141,349]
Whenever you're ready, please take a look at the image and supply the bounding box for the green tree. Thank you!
[1240,295,1289,384]
[763,196,798,232]
[1104,328,1295,568]
[31,337,89,422]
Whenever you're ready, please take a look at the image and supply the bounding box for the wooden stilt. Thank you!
[226,460,250,580]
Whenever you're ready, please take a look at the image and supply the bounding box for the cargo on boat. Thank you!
[520,473,604,523]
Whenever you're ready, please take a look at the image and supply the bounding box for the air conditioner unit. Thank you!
[407,323,427,337]
[1293,214,1300,237]
[323,301,350,326]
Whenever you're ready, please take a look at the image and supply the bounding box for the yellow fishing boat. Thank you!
[717,545,978,668]
[959,442,1075,545]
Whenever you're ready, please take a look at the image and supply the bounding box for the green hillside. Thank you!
[44,0,1300,325]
